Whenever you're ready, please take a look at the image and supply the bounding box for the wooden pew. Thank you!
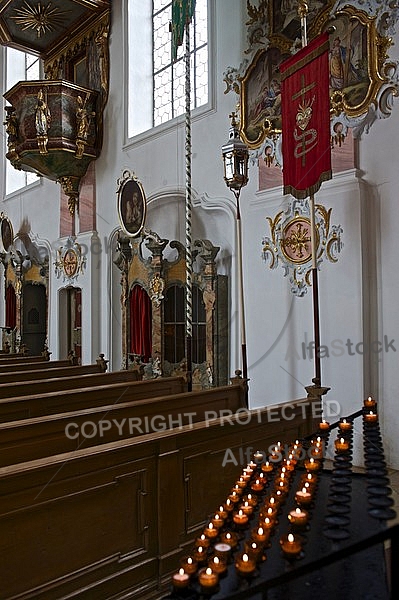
[0,358,73,374]
[0,375,186,422]
[0,383,247,466]
[0,353,46,364]
[0,395,319,600]
[0,369,140,405]
[0,362,106,385]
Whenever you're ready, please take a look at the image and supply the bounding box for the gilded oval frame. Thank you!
[117,170,147,238]
[0,214,13,253]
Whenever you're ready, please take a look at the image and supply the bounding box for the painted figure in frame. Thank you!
[120,179,146,237]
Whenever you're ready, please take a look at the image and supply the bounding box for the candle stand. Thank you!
[163,406,396,600]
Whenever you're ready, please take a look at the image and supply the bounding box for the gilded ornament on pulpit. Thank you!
[10,1,70,38]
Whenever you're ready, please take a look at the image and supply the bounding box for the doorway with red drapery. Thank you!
[129,284,152,362]
[5,284,16,330]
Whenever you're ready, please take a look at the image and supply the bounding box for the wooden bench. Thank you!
[0,353,47,364]
[0,369,140,405]
[0,382,247,466]
[0,375,186,421]
[0,395,319,600]
[0,362,106,385]
[0,358,73,374]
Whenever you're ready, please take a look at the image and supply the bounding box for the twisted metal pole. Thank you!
[185,21,193,391]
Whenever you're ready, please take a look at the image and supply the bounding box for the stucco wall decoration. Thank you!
[54,236,86,282]
[261,198,343,296]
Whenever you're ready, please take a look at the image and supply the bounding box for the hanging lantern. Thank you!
[221,112,249,193]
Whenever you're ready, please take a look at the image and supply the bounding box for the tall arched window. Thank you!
[164,283,205,364]
[5,48,42,194]
[164,284,185,363]
[127,0,209,138]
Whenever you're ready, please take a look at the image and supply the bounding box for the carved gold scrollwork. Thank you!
[149,273,165,307]
[54,237,86,282]
[262,199,343,297]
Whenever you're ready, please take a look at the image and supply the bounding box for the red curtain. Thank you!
[5,284,16,329]
[129,285,152,362]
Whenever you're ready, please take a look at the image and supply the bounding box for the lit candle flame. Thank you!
[179,568,185,575]
[288,533,294,543]
[188,557,193,564]
[214,557,219,564]
[258,527,264,535]
[206,567,212,575]
[295,507,301,514]
[243,554,249,562]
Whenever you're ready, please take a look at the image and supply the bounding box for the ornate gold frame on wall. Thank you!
[240,46,287,149]
[268,0,335,54]
[226,1,399,161]
[116,170,147,238]
[324,6,387,119]
[0,213,14,253]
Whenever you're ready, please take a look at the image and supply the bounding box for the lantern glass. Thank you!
[222,113,249,193]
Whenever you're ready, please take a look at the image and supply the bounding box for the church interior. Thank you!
[0,0,399,598]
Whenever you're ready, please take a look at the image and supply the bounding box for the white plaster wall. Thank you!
[357,102,399,469]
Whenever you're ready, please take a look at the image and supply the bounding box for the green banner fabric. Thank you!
[171,0,196,60]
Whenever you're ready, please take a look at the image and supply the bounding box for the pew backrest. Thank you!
[0,368,140,402]
[0,363,104,384]
[0,375,186,422]
[0,382,247,466]
[0,359,72,374]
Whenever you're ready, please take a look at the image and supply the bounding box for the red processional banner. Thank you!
[280,32,332,199]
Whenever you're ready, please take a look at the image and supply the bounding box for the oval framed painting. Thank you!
[0,214,13,252]
[117,170,147,237]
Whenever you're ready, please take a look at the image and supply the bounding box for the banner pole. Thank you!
[298,1,321,386]
[310,193,321,386]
